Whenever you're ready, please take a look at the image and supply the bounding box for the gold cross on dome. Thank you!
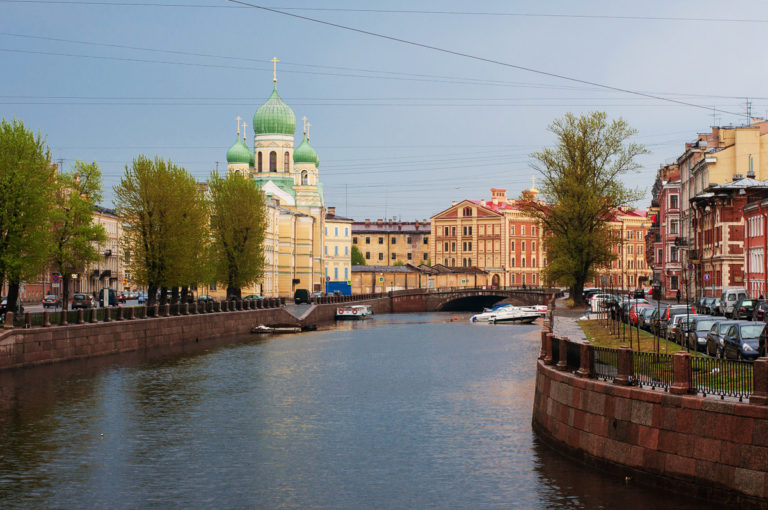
[242,121,247,141]
[306,121,311,140]
[236,115,241,135]
[272,57,279,83]
[302,116,307,134]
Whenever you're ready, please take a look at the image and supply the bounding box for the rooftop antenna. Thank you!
[215,161,220,171]
[746,98,753,124]
[711,106,719,127]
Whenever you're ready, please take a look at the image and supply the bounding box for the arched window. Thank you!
[257,152,263,172]
[301,170,308,185]
[284,151,290,171]
[269,151,277,172]
[463,207,473,217]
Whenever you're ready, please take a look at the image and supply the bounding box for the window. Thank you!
[670,275,679,290]
[334,267,338,280]
[468,258,472,266]
[378,253,384,261]
[463,206,472,216]
[334,246,338,256]
[532,226,536,235]
[510,225,515,236]
[511,241,515,251]
[467,242,472,251]
[325,227,328,235]
[522,241,526,251]
[391,237,396,244]
[407,253,412,260]
[284,151,290,171]
[670,220,679,235]
[324,246,328,255]
[423,237,429,244]
[365,237,370,244]
[344,268,348,280]
[522,257,526,267]
[391,253,396,260]
[511,257,516,267]
[670,194,679,209]
[407,237,412,244]
[378,237,384,244]
[657,248,662,262]
[532,241,536,251]
[532,258,536,267]
[365,252,370,259]
[353,237,358,244]
[334,227,339,236]
[444,242,449,251]
[423,253,428,260]
[463,226,467,236]
[463,258,467,267]
[345,246,349,255]
[521,225,526,236]
[451,226,456,236]
[671,246,679,262]
[257,152,263,171]
[269,151,277,172]
[345,228,349,236]
[451,242,456,252]
[444,227,449,236]
[463,242,467,251]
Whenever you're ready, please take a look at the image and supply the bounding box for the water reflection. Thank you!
[0,313,720,509]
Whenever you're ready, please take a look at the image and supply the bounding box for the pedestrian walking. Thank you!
[676,289,681,303]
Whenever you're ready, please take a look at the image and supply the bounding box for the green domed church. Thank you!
[225,62,326,297]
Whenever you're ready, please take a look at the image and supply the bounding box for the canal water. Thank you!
[0,313,724,509]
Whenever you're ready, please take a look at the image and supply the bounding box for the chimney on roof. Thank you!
[327,206,336,216]
[388,219,393,226]
[452,201,457,206]
[733,174,743,181]
[377,219,383,226]
[480,200,486,207]
[365,219,370,226]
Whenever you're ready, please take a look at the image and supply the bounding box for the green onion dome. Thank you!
[226,137,252,165]
[253,85,296,136]
[293,137,319,165]
[249,150,255,168]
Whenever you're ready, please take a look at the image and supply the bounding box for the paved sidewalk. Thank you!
[551,297,588,342]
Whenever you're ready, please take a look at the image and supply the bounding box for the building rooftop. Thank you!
[352,219,431,234]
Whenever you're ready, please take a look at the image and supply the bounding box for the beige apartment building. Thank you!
[351,219,431,266]
[324,207,353,290]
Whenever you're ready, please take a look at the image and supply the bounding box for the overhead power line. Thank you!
[4,1,768,24]
[227,0,746,118]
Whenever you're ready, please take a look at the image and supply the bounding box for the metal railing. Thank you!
[634,351,674,391]
[592,346,618,381]
[691,356,753,402]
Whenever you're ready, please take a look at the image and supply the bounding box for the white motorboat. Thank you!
[336,304,373,320]
[470,304,546,324]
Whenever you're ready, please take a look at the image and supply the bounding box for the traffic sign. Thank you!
[704,273,710,281]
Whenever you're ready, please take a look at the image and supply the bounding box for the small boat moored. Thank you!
[336,305,373,320]
[470,304,546,324]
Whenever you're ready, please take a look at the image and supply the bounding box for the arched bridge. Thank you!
[388,288,559,313]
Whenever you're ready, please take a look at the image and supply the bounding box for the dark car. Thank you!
[753,301,768,322]
[117,292,127,304]
[630,288,645,299]
[243,294,264,301]
[660,306,696,340]
[98,288,118,307]
[733,299,759,320]
[71,293,95,309]
[294,289,310,304]
[197,294,215,303]
[628,303,652,326]
[681,315,718,352]
[722,322,765,361]
[41,294,61,308]
[0,297,24,319]
[705,320,743,358]
[637,307,656,331]
[702,297,718,315]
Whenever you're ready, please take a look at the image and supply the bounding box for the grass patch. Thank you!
[578,319,684,354]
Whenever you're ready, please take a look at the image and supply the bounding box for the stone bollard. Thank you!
[544,333,555,365]
[669,351,694,395]
[25,312,31,329]
[190,302,197,314]
[60,309,68,326]
[576,343,593,378]
[183,303,189,315]
[116,307,124,321]
[127,306,134,320]
[3,311,13,329]
[280,297,286,306]
[256,299,262,309]
[89,308,97,323]
[77,309,84,324]
[104,307,112,322]
[152,304,159,318]
[539,325,551,360]
[557,336,570,371]
[750,358,768,405]
[43,310,51,327]
[614,346,634,386]
[163,304,170,317]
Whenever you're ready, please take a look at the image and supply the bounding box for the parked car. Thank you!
[754,301,768,322]
[197,294,215,303]
[701,297,719,315]
[71,293,96,309]
[117,292,127,304]
[733,299,759,320]
[719,288,748,317]
[294,289,310,304]
[659,305,696,339]
[665,313,691,342]
[310,291,323,299]
[0,297,24,319]
[628,303,653,326]
[637,307,656,331]
[243,294,264,301]
[705,320,743,358]
[98,288,118,307]
[630,288,645,299]
[41,294,61,308]
[722,322,764,361]
[681,315,718,352]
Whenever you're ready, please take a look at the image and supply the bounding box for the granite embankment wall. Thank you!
[533,351,768,508]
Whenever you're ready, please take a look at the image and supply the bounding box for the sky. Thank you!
[3,0,768,221]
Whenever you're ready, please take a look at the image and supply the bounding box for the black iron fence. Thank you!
[691,356,753,402]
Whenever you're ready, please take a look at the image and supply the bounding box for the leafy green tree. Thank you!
[115,156,206,306]
[50,161,108,310]
[521,112,645,305]
[351,245,365,265]
[393,260,405,266]
[208,171,267,300]
[0,119,56,315]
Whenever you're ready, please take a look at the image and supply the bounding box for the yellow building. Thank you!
[592,208,653,289]
[324,207,353,292]
[431,187,545,287]
[350,264,489,294]
[351,219,431,266]
[82,206,125,294]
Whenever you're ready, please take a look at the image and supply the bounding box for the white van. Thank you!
[720,288,747,317]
